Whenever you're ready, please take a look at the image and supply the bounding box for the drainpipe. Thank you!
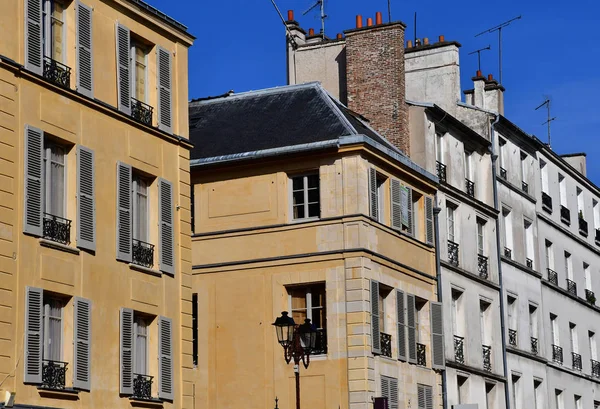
[490,114,511,409]
[433,194,448,409]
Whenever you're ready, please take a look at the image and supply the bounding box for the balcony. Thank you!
[43,213,71,245]
[566,278,577,296]
[380,332,392,358]
[41,360,67,390]
[579,216,589,237]
[531,337,538,355]
[132,239,154,268]
[552,344,563,364]
[417,343,426,366]
[313,329,327,355]
[465,179,475,198]
[478,254,489,279]
[508,329,517,347]
[526,258,533,269]
[547,268,558,285]
[43,56,71,88]
[542,192,553,213]
[436,161,447,183]
[522,181,529,194]
[482,345,492,372]
[132,374,153,400]
[131,98,154,126]
[586,289,596,306]
[560,205,571,225]
[592,359,600,378]
[448,241,459,266]
[504,247,512,259]
[499,167,507,179]
[572,352,582,371]
[454,335,465,364]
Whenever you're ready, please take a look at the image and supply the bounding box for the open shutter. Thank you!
[425,196,434,245]
[406,187,414,236]
[390,179,402,230]
[158,316,174,400]
[119,308,133,395]
[24,287,43,384]
[371,279,381,354]
[157,46,173,133]
[431,301,445,369]
[76,1,93,97]
[389,377,399,409]
[369,168,378,220]
[73,297,91,390]
[77,146,95,251]
[407,293,417,363]
[115,23,131,115]
[24,126,43,236]
[396,290,406,361]
[158,178,174,275]
[116,162,132,262]
[25,0,43,74]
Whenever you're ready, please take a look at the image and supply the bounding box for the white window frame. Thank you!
[545,240,554,270]
[540,160,548,193]
[133,314,149,376]
[520,152,527,185]
[376,177,385,224]
[132,174,150,243]
[290,173,320,222]
[287,284,326,354]
[529,304,538,339]
[577,187,584,217]
[435,131,444,164]
[570,322,578,354]
[507,295,517,331]
[477,219,485,255]
[447,204,456,243]
[43,296,64,362]
[559,174,567,206]
[464,151,472,181]
[533,379,543,409]
[590,331,598,361]
[594,199,600,230]
[550,314,559,345]
[42,0,66,62]
[480,299,490,345]
[498,138,506,171]
[524,219,534,267]
[555,389,564,409]
[565,252,573,281]
[130,39,149,104]
[511,374,520,409]
[502,207,513,251]
[43,140,67,218]
[584,263,591,291]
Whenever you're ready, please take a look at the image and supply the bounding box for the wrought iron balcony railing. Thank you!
[448,240,459,266]
[552,344,563,364]
[542,192,553,213]
[526,258,533,269]
[132,373,153,400]
[380,332,392,358]
[43,56,71,88]
[586,289,596,305]
[508,329,517,347]
[547,268,558,285]
[465,179,475,198]
[482,345,492,372]
[417,343,426,366]
[41,360,67,390]
[566,278,577,296]
[454,335,465,364]
[572,352,582,371]
[312,329,327,355]
[561,205,571,225]
[592,359,600,378]
[499,167,507,179]
[478,254,489,279]
[131,98,154,126]
[504,247,512,259]
[579,217,589,237]
[531,337,538,355]
[522,181,529,194]
[43,213,71,245]
[436,161,447,183]
[132,239,154,268]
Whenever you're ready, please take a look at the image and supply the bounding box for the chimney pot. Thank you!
[308,28,315,36]
[287,10,294,21]
[423,37,429,45]
[415,38,421,46]
[488,74,493,81]
[407,40,413,48]
[375,11,383,25]
[367,17,373,27]
[438,35,445,42]
[337,33,343,40]
[476,70,482,77]
[356,15,363,28]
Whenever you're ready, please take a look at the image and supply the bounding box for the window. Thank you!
[545,240,554,270]
[498,138,506,172]
[533,379,543,409]
[291,174,320,220]
[524,219,534,268]
[485,382,496,409]
[520,152,527,185]
[43,296,64,362]
[457,375,468,404]
[134,314,150,376]
[590,331,597,361]
[417,384,433,409]
[435,131,444,164]
[43,140,67,218]
[559,174,566,206]
[564,252,573,281]
[380,376,398,409]
[577,187,584,217]
[502,207,513,251]
[477,218,485,255]
[447,204,456,242]
[570,322,578,354]
[376,176,385,223]
[133,174,150,243]
[464,151,472,181]
[529,304,538,340]
[555,389,564,409]
[584,263,591,291]
[550,313,559,345]
[288,284,326,354]
[594,199,600,230]
[131,38,149,103]
[43,0,67,62]
[507,295,517,332]
[480,299,490,346]
[540,160,548,193]
[574,395,582,409]
[511,373,520,409]
[451,288,464,337]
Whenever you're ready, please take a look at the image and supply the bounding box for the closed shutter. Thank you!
[156,46,172,134]
[73,297,91,390]
[25,0,43,74]
[371,279,381,354]
[381,377,390,408]
[158,178,174,275]
[407,294,417,363]
[417,385,426,409]
[76,1,93,97]
[430,301,445,369]
[406,187,414,236]
[158,316,174,400]
[115,23,131,115]
[119,308,133,395]
[24,125,43,236]
[425,196,434,245]
[369,168,378,220]
[24,286,43,384]
[389,377,399,409]
[116,162,132,262]
[396,290,406,361]
[425,385,433,409]
[390,179,402,230]
[77,146,95,251]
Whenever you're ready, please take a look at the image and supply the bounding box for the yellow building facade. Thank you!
[0,2,194,409]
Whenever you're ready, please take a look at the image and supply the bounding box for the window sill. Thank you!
[129,263,162,277]
[37,387,80,399]
[290,216,321,224]
[39,239,80,255]
[129,397,164,407]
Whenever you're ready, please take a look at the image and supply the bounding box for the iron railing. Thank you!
[436,161,447,183]
[417,343,426,366]
[552,344,563,364]
[522,181,529,194]
[41,360,67,390]
[313,329,327,355]
[43,56,71,88]
[499,167,507,179]
[542,192,553,213]
[561,205,571,225]
[531,337,538,355]
[131,98,154,126]
[482,345,492,372]
[579,217,589,237]
[586,289,596,305]
[567,278,577,296]
[132,373,153,400]
[508,329,517,347]
[380,332,392,358]
[504,247,512,259]
[43,213,71,245]
[572,352,582,371]
[132,239,154,268]
[465,179,475,198]
[448,240,459,266]
[526,258,533,269]
[478,254,489,279]
[548,268,558,285]
[592,359,600,377]
[454,335,465,364]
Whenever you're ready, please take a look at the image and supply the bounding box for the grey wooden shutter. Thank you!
[425,196,434,245]
[116,162,132,262]
[158,316,174,400]
[73,297,91,390]
[389,377,399,409]
[417,385,426,409]
[390,179,402,230]
[371,279,381,354]
[76,1,93,97]
[77,146,95,251]
[381,377,389,405]
[407,293,417,363]
[425,385,433,409]
[157,46,172,133]
[119,308,133,395]
[24,286,43,384]
[24,125,43,236]
[25,0,43,75]
[396,290,406,361]
[406,187,414,236]
[369,168,378,220]
[115,23,131,115]
[158,178,175,275]
[431,301,445,369]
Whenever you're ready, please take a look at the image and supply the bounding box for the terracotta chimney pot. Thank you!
[488,74,494,81]
[287,10,294,21]
[356,15,363,28]
[375,12,383,25]
[476,70,482,77]
[337,33,343,40]
[407,40,413,48]
[308,28,315,36]
[423,37,429,45]
[438,35,445,42]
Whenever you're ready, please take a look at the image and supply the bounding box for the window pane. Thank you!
[292,191,304,206]
[290,289,306,310]
[134,177,149,241]
[135,46,147,102]
[293,205,304,219]
[49,146,65,217]
[307,174,319,189]
[135,317,148,375]
[51,2,64,61]
[45,299,63,361]
[292,177,304,191]
[292,310,307,324]
[308,203,319,218]
[307,187,319,203]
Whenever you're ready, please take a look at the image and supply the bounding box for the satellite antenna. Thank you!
[303,0,327,38]
[468,45,491,73]
[475,15,521,84]
[535,97,557,148]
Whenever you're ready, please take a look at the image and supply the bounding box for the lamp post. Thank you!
[272,311,317,409]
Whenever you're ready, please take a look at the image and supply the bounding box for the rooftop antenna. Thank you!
[414,12,417,44]
[468,45,491,73]
[388,0,392,22]
[535,97,557,148]
[303,0,327,38]
[270,0,298,49]
[475,15,521,84]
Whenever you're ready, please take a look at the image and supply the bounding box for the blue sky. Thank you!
[154,0,600,181]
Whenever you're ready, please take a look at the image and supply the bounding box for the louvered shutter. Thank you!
[406,187,414,236]
[425,385,433,409]
[425,196,434,245]
[116,162,132,262]
[77,146,95,251]
[115,23,131,115]
[119,308,133,395]
[431,301,445,369]
[73,297,91,390]
[396,290,406,361]
[76,1,93,97]
[158,178,174,275]
[407,294,417,363]
[390,179,402,230]
[25,0,43,75]
[158,316,174,400]
[381,377,390,408]
[369,168,378,220]
[417,385,426,409]
[24,126,43,236]
[157,46,172,134]
[389,377,399,409]
[24,287,43,384]
[371,279,381,354]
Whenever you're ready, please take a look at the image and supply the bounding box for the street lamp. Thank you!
[272,311,317,409]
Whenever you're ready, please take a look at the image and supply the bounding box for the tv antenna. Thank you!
[475,15,521,84]
[468,45,491,72]
[303,0,327,38]
[535,97,557,148]
[270,0,298,49]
